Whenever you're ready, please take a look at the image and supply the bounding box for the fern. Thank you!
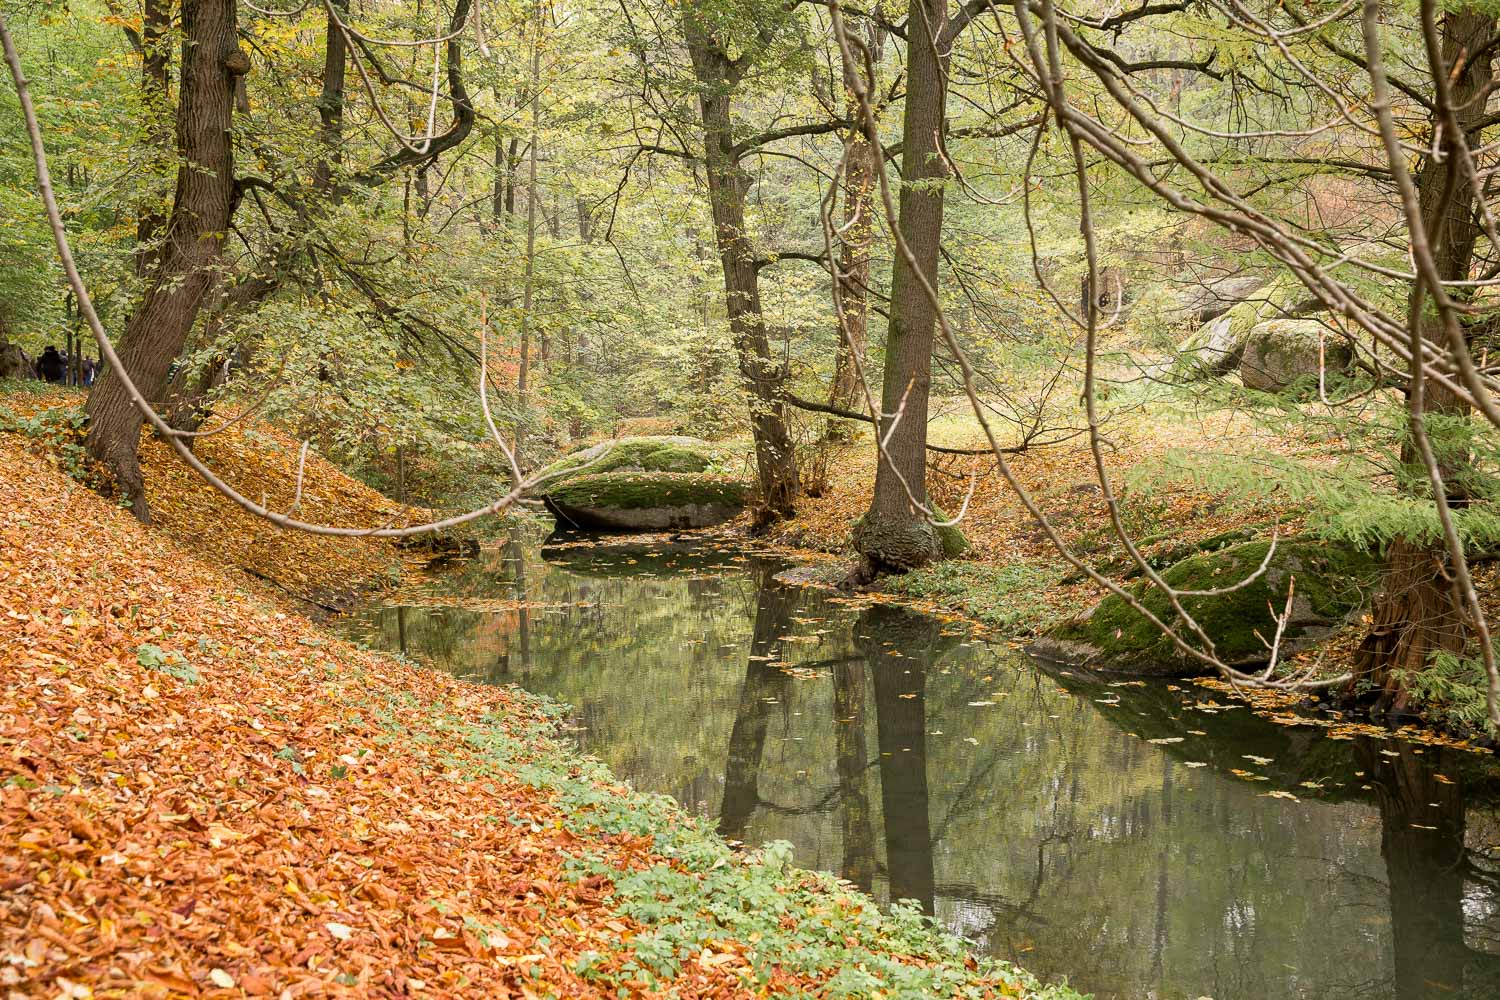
[1131,449,1500,551]
[1398,650,1498,736]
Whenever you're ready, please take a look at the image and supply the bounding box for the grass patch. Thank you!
[888,561,1060,634]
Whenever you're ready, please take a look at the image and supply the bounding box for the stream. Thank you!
[342,528,1500,1000]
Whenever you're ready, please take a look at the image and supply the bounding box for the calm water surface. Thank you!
[344,531,1500,1000]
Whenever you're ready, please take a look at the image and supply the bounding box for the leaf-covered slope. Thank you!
[0,436,1081,998]
[2,384,411,608]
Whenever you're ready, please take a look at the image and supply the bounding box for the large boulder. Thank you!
[543,471,749,531]
[1033,539,1380,676]
[1239,319,1352,392]
[1165,274,1267,326]
[1174,297,1265,376]
[536,435,725,487]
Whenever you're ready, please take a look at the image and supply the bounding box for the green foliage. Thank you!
[1052,539,1381,672]
[0,395,92,482]
[537,436,721,484]
[889,561,1058,633]
[1399,649,1500,737]
[1133,442,1500,553]
[381,685,1086,999]
[135,643,202,685]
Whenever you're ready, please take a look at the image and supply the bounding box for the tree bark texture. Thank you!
[86,0,247,521]
[1354,8,1496,706]
[853,0,950,571]
[827,22,885,438]
[682,7,800,520]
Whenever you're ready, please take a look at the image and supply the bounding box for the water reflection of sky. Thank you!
[343,535,1500,1000]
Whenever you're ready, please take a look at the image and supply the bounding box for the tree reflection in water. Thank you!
[344,537,1500,1000]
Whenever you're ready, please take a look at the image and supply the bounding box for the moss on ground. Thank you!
[1048,538,1381,673]
[888,561,1060,633]
[547,471,749,511]
[538,436,720,485]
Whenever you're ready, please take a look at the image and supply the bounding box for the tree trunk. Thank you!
[853,0,950,571]
[311,0,347,194]
[86,0,247,521]
[505,137,519,216]
[575,196,593,243]
[827,22,885,441]
[832,656,875,892]
[492,126,505,226]
[1353,8,1495,706]
[682,9,800,520]
[134,0,170,278]
[1360,742,1475,997]
[718,567,794,841]
[514,7,542,465]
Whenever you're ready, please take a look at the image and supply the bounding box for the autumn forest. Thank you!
[5,0,1500,997]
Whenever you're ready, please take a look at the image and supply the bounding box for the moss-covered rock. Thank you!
[544,471,749,531]
[1173,276,1303,379]
[1239,318,1352,392]
[1034,538,1381,675]
[537,436,723,486]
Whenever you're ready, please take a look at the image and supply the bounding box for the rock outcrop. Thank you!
[1033,539,1380,675]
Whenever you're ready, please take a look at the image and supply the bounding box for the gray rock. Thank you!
[1177,312,1243,375]
[1239,319,1351,392]
[1165,274,1267,325]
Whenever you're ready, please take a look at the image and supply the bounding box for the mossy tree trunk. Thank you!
[681,7,800,521]
[1353,9,1495,709]
[853,0,949,572]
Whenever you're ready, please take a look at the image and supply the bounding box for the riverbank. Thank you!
[768,407,1304,637]
[765,409,1500,745]
[0,400,1082,996]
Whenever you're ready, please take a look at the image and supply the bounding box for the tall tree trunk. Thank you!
[575,195,593,243]
[505,137,519,216]
[682,9,800,520]
[492,126,506,226]
[134,0,170,277]
[853,0,950,571]
[514,6,542,465]
[86,0,248,521]
[1353,9,1496,708]
[827,23,885,440]
[311,0,347,194]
